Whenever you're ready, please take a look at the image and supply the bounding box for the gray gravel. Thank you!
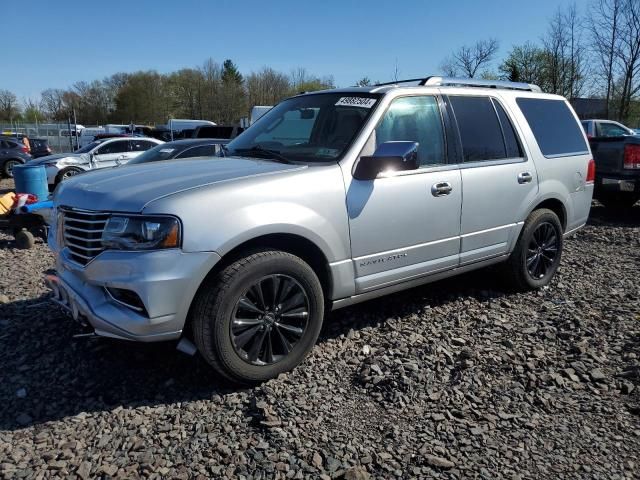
[1,176,639,479]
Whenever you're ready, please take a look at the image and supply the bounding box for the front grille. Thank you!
[60,208,110,265]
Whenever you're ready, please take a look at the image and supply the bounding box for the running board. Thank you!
[331,254,508,310]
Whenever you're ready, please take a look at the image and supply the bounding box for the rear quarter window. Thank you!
[516,98,588,157]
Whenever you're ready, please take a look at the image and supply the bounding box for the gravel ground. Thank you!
[1,176,639,479]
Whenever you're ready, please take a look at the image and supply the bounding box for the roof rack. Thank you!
[373,76,541,93]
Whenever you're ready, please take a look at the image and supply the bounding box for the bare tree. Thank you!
[616,0,640,122]
[0,89,21,122]
[40,89,67,120]
[587,0,623,117]
[542,4,587,98]
[441,39,500,78]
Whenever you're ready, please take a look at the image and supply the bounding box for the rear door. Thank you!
[447,95,538,264]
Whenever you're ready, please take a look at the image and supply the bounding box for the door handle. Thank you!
[518,172,533,184]
[431,182,453,197]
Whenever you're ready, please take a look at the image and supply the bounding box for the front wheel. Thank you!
[55,167,83,185]
[192,250,325,384]
[503,208,563,291]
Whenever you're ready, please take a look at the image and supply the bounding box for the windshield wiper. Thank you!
[233,145,293,164]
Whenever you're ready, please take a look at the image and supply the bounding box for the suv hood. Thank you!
[54,157,305,212]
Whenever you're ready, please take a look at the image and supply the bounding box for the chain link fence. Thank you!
[0,123,98,153]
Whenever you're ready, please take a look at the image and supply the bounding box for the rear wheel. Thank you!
[503,208,563,291]
[2,159,21,178]
[192,250,324,384]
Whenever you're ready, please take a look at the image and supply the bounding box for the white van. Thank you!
[166,119,216,132]
[79,127,106,147]
[250,106,272,125]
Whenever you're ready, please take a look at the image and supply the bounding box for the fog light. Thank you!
[105,287,147,315]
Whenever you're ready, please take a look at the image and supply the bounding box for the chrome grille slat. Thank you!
[60,207,109,265]
[64,233,103,243]
[65,226,104,234]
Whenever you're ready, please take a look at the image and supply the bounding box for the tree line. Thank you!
[0,0,638,126]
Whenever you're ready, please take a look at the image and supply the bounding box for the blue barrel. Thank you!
[13,164,49,201]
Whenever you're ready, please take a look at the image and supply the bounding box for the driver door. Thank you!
[346,95,462,293]
[92,140,130,169]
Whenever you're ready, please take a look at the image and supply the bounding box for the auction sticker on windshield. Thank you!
[335,97,377,108]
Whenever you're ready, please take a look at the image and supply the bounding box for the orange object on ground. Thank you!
[0,192,16,216]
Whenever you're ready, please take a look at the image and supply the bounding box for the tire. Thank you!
[503,208,563,291]
[55,167,83,185]
[192,250,325,384]
[2,159,21,178]
[15,230,35,249]
[598,192,638,210]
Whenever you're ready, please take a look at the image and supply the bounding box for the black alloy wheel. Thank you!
[526,222,559,279]
[230,274,310,366]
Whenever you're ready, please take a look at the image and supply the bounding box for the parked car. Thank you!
[1,133,31,154]
[46,76,593,383]
[28,138,53,158]
[585,126,640,208]
[31,137,163,189]
[581,119,637,138]
[0,137,31,177]
[125,139,225,165]
[192,125,244,140]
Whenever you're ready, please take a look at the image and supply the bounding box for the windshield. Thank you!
[226,92,381,163]
[127,144,177,165]
[74,140,104,153]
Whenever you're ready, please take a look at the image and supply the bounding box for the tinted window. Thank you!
[493,100,523,158]
[130,140,156,151]
[449,96,507,162]
[97,140,129,155]
[175,144,218,159]
[516,98,588,157]
[374,96,445,166]
[597,122,628,137]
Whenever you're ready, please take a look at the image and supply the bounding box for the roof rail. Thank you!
[373,76,541,92]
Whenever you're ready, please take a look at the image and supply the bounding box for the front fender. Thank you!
[142,165,351,263]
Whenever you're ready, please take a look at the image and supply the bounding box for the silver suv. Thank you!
[46,77,594,383]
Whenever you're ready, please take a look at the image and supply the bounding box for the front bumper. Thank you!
[46,248,221,341]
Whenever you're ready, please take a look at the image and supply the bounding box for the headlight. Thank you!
[101,215,181,250]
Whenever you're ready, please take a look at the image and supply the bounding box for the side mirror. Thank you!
[353,141,419,180]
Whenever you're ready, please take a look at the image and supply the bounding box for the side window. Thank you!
[449,96,507,162]
[374,96,446,166]
[130,140,156,151]
[493,100,523,158]
[97,140,129,155]
[597,123,628,137]
[175,144,218,159]
[516,98,588,157]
